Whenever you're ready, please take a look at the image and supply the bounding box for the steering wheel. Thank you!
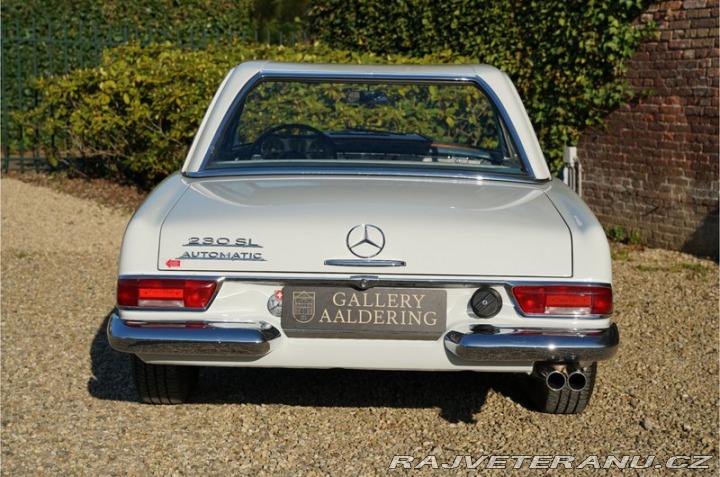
[249,123,336,160]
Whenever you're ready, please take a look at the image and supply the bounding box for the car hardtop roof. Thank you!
[181,60,551,180]
[234,60,505,81]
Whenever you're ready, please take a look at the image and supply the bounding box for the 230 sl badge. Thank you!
[186,236,261,247]
[178,236,266,261]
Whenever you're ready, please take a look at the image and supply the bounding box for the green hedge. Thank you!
[20,42,477,187]
[306,0,654,171]
[1,0,254,35]
[1,0,255,158]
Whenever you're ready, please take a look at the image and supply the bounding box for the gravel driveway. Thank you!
[2,177,718,476]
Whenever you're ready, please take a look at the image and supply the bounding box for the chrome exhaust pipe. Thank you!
[535,363,588,391]
[536,364,567,390]
[546,370,566,390]
[566,365,588,391]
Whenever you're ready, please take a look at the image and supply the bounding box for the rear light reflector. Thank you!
[512,286,612,316]
[117,278,218,309]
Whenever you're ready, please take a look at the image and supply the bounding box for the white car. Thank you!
[109,62,618,413]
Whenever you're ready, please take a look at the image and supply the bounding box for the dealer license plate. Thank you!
[281,287,446,340]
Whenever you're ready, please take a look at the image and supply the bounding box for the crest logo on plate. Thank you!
[292,291,316,323]
[346,224,385,258]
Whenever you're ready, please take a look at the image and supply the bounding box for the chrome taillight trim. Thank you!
[116,275,611,319]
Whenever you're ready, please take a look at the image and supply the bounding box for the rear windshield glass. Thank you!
[205,79,526,176]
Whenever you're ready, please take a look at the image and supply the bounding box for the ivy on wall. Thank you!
[18,0,655,186]
[305,0,654,172]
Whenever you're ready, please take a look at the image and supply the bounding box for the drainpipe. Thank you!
[562,146,581,197]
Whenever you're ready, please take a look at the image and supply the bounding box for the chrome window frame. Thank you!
[185,71,545,183]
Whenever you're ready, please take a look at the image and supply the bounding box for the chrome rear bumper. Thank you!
[107,313,281,358]
[444,323,619,362]
[109,312,618,364]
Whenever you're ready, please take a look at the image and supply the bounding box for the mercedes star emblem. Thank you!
[346,224,385,258]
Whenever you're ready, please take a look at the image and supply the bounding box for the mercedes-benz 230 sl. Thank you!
[108,62,618,413]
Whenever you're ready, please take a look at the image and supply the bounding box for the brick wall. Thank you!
[577,0,719,257]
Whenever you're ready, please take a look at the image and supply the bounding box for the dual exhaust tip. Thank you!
[539,364,588,391]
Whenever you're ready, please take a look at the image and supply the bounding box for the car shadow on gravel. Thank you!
[88,311,137,402]
[89,312,533,423]
[197,367,533,423]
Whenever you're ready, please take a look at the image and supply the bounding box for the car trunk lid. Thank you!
[158,176,572,277]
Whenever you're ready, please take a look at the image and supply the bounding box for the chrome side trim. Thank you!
[107,313,281,357]
[324,259,406,267]
[444,323,619,362]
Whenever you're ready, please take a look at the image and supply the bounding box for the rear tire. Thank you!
[131,355,198,404]
[530,362,597,414]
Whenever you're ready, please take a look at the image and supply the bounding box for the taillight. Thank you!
[512,285,612,316]
[117,278,218,309]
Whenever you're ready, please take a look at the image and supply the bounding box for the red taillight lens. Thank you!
[117,279,218,309]
[512,286,612,316]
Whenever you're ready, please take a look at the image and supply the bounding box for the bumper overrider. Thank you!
[108,313,619,362]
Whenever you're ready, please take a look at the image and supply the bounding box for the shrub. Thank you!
[306,0,654,172]
[604,225,644,245]
[19,43,226,187]
[20,42,475,187]
[1,0,255,158]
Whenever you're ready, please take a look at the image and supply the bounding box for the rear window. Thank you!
[205,79,526,176]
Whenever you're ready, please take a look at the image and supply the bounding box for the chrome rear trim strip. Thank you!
[324,259,406,267]
[119,274,599,288]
